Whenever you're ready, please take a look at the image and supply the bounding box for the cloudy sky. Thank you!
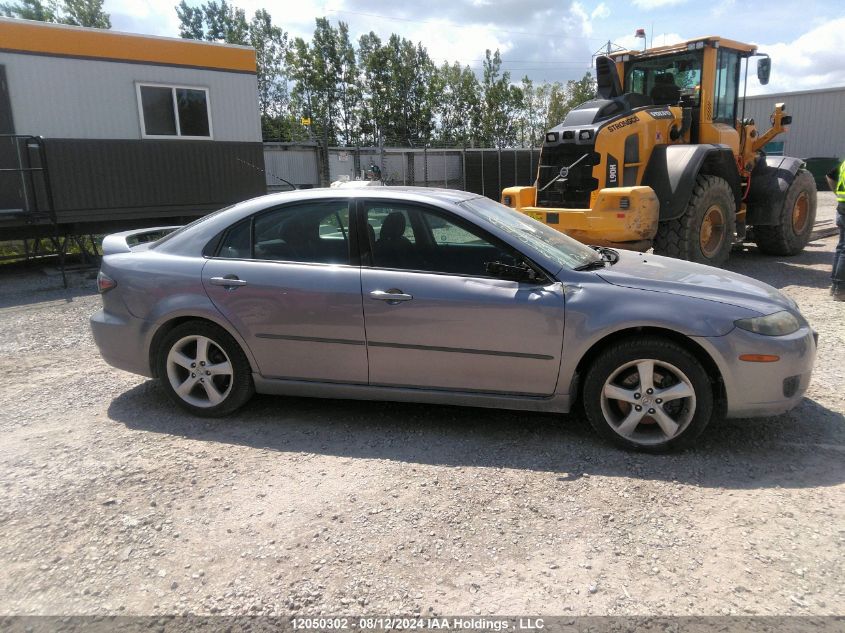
[106,0,844,95]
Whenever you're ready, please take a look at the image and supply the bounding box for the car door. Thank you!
[359,199,565,395]
[202,199,368,384]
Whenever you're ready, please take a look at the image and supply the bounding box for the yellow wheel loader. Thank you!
[502,37,817,265]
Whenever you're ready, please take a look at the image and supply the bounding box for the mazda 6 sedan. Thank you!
[91,187,817,451]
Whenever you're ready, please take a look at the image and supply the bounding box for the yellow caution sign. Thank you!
[300,117,311,126]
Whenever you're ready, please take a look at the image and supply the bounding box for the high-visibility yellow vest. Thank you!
[837,160,845,203]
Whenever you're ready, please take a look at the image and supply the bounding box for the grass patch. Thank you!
[0,236,104,264]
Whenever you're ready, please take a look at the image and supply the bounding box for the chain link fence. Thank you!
[263,143,541,200]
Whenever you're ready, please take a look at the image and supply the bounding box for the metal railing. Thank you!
[0,134,56,222]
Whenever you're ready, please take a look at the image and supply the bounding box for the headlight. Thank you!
[734,311,803,336]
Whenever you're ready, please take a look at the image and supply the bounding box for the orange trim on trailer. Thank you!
[0,17,256,74]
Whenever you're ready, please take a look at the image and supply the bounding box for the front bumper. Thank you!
[693,325,817,418]
[90,309,153,378]
[502,185,659,247]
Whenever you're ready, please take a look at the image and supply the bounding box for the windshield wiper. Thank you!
[573,259,607,271]
[574,246,621,271]
[589,245,620,264]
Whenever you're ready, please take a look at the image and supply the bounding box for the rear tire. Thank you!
[753,169,817,256]
[582,337,715,452]
[156,321,254,417]
[653,174,736,266]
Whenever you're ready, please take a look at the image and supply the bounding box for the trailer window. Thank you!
[137,84,212,139]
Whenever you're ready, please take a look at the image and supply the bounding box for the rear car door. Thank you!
[202,199,368,384]
[359,199,565,395]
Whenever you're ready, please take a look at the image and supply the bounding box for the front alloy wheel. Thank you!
[583,337,715,452]
[600,359,696,445]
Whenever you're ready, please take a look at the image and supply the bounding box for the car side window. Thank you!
[216,201,351,265]
[215,219,251,259]
[364,202,518,277]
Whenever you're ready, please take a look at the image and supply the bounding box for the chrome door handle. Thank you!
[210,276,247,287]
[369,289,413,303]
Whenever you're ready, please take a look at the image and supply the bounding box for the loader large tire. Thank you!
[753,169,817,256]
[653,174,736,266]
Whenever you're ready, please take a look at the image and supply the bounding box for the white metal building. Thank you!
[740,86,845,159]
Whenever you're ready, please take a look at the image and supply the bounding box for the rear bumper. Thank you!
[502,185,659,246]
[693,325,817,418]
[90,309,153,378]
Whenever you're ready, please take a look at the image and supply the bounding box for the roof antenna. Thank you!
[236,157,298,191]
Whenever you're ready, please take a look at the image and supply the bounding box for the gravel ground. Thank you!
[0,202,843,617]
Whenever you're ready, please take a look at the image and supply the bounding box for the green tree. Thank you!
[61,0,109,28]
[334,21,360,146]
[519,77,549,147]
[480,49,523,148]
[539,73,596,132]
[175,0,247,44]
[287,20,335,146]
[249,9,288,130]
[287,19,361,146]
[435,61,481,146]
[308,17,342,145]
[356,31,390,145]
[566,72,597,109]
[356,32,437,147]
[280,37,313,142]
[1,0,58,21]
[2,0,110,28]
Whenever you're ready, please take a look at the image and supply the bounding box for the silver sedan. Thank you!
[90,187,817,451]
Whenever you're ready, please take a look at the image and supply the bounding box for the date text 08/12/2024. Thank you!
[292,617,547,631]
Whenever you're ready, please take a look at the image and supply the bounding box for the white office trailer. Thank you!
[0,17,266,240]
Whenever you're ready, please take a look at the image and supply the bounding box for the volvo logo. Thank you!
[559,166,569,179]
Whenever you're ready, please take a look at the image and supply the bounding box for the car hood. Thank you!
[595,250,796,315]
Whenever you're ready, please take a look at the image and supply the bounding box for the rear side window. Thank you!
[216,220,251,259]
[214,201,351,265]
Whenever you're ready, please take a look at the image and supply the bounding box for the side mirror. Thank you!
[757,57,771,85]
[484,261,543,283]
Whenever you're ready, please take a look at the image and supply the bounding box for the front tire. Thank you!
[653,174,736,266]
[753,168,817,256]
[156,321,254,416]
[582,337,715,452]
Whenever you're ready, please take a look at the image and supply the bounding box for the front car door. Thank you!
[202,198,368,384]
[358,199,565,395]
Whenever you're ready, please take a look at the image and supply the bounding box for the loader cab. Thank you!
[614,37,758,152]
[623,51,703,109]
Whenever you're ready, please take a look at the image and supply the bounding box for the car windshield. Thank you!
[458,197,601,270]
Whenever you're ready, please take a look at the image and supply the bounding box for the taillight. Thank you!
[97,271,117,294]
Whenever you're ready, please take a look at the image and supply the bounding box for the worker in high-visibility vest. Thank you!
[825,159,845,301]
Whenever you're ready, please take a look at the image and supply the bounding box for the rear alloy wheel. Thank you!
[583,337,714,452]
[754,169,817,256]
[157,321,254,416]
[654,174,736,266]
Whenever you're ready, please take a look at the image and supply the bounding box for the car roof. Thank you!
[260,185,482,205]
